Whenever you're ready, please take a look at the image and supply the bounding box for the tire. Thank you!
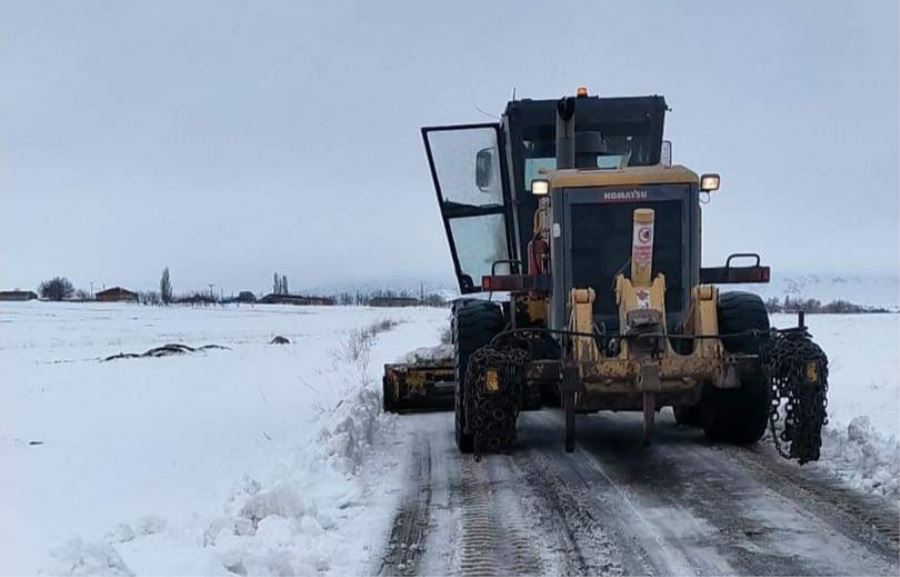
[453,300,505,453]
[673,405,701,427]
[701,291,771,444]
[718,291,770,354]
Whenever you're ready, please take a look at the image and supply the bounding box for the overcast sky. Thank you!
[2,0,898,295]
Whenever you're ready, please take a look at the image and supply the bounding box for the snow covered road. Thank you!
[380,410,899,576]
[376,312,900,576]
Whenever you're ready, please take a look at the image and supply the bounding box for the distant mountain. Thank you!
[297,274,458,300]
[296,272,899,309]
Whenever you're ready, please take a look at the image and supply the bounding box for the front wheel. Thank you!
[700,373,770,443]
[452,300,504,453]
[673,405,701,427]
[700,291,771,444]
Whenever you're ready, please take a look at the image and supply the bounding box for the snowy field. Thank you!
[0,302,448,576]
[0,302,897,576]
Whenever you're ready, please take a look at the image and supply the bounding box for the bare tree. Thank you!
[139,291,161,305]
[39,277,75,301]
[160,267,173,305]
[273,271,281,295]
[281,274,289,296]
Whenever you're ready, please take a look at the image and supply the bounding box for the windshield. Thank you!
[524,154,631,188]
[522,132,644,188]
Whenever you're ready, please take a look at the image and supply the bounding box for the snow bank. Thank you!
[101,320,397,576]
[820,417,900,498]
[320,388,387,475]
[45,539,135,577]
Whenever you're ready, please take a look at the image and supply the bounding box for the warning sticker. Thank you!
[632,224,654,267]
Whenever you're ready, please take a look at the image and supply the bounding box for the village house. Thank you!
[0,290,38,301]
[95,287,138,303]
[258,293,335,306]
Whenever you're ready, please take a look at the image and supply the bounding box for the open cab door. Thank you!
[423,124,515,293]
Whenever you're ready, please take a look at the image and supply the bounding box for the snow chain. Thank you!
[464,345,530,458]
[761,328,829,464]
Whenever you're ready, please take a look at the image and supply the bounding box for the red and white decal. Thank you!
[632,223,654,268]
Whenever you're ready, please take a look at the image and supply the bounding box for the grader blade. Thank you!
[382,362,456,413]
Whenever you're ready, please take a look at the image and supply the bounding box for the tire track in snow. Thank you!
[379,437,433,576]
[512,448,625,576]
[522,412,719,576]
[381,409,897,576]
[525,410,898,576]
[720,442,900,549]
[594,429,900,576]
[453,457,544,576]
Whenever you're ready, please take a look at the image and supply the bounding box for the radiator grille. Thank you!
[569,200,683,324]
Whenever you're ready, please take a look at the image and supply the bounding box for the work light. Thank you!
[531,179,550,195]
[700,173,720,192]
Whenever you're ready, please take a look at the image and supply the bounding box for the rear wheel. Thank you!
[701,291,771,444]
[452,300,505,453]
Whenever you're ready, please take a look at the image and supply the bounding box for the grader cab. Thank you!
[384,89,828,462]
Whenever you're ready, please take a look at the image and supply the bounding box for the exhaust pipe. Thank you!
[556,97,576,170]
[556,95,609,169]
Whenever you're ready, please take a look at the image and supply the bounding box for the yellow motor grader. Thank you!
[384,89,828,462]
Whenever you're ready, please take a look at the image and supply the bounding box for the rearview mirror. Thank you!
[475,148,493,192]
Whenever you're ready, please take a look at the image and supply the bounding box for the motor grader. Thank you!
[384,89,829,462]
